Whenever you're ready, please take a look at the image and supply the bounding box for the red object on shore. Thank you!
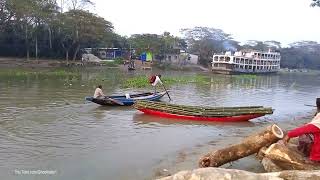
[137,108,265,122]
[287,124,320,161]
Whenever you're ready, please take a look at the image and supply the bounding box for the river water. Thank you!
[0,68,319,180]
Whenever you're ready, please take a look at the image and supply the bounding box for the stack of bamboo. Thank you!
[134,100,273,117]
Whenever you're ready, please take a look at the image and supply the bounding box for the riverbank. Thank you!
[151,112,315,179]
[0,57,121,68]
[0,57,210,73]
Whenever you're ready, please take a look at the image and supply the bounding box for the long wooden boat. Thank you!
[134,100,273,122]
[86,91,166,106]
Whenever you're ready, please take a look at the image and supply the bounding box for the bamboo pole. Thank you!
[136,103,270,113]
[134,107,272,117]
[136,100,264,110]
[134,101,273,117]
[134,101,272,113]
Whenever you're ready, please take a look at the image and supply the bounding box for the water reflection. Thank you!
[91,105,134,120]
[132,113,256,127]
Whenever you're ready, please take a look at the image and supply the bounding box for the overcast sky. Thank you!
[93,0,320,46]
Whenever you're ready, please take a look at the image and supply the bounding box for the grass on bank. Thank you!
[231,74,258,79]
[121,75,211,88]
[0,69,80,77]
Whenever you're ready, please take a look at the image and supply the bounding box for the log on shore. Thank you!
[199,124,284,168]
[260,142,320,171]
[261,157,283,172]
[157,167,282,180]
[157,167,320,180]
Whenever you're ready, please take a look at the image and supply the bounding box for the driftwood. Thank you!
[199,124,284,168]
[259,142,320,172]
[157,167,320,180]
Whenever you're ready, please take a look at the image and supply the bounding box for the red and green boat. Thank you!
[134,100,273,122]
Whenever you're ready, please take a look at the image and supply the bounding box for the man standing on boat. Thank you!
[149,75,162,94]
[283,98,320,161]
[94,85,105,98]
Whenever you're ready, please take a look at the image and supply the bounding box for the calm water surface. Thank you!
[0,68,320,180]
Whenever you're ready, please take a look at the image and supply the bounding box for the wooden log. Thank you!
[199,124,284,168]
[261,142,320,171]
[157,167,320,180]
[261,157,283,172]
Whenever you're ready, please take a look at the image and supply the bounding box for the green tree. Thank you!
[181,27,233,66]
[128,34,163,55]
[58,10,113,62]
[311,0,320,7]
[281,41,320,69]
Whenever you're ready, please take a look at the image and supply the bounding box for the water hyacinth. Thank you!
[121,75,211,88]
[0,69,79,77]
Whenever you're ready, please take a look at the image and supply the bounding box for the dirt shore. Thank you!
[0,57,77,68]
[0,57,210,72]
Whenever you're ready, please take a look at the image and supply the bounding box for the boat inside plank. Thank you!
[134,100,273,122]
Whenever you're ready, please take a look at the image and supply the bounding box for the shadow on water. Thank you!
[88,104,135,120]
[132,113,256,127]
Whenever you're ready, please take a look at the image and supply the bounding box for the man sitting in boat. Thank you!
[94,85,105,99]
[283,99,320,161]
[149,75,162,94]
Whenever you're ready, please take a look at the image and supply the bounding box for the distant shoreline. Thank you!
[0,57,319,74]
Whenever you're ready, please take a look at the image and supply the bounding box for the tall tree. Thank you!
[65,0,94,10]
[128,34,164,55]
[311,0,320,7]
[181,27,233,66]
[58,10,113,62]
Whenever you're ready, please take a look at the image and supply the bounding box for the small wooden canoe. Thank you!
[134,100,273,122]
[85,91,166,106]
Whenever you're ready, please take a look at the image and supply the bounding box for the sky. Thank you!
[92,0,320,46]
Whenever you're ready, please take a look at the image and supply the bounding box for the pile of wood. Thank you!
[199,124,284,168]
[259,142,320,172]
[197,123,320,173]
[134,100,273,117]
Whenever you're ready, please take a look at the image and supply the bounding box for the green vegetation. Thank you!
[0,0,114,62]
[121,75,210,88]
[101,61,119,67]
[0,69,80,77]
[114,58,124,65]
[231,74,258,79]
[1,0,320,70]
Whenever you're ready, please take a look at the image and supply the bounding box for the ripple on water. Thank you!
[0,72,320,180]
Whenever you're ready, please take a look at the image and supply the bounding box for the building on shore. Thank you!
[212,50,281,74]
[83,48,125,60]
[161,46,199,66]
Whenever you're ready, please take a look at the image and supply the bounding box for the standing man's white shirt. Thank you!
[94,88,105,98]
[152,76,162,86]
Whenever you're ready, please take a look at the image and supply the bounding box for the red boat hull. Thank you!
[137,108,265,122]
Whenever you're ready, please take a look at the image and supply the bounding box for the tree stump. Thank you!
[260,142,320,171]
[199,124,284,168]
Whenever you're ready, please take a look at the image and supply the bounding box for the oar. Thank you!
[305,104,317,107]
[161,83,172,101]
[105,96,124,105]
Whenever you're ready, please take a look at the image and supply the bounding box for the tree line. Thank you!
[0,0,320,69]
